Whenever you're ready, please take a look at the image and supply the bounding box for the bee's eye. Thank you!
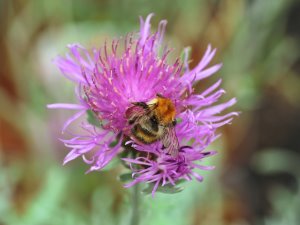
[150,116,158,124]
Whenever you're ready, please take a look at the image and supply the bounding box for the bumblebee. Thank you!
[125,94,179,157]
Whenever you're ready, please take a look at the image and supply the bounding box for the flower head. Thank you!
[48,14,238,195]
[122,142,217,197]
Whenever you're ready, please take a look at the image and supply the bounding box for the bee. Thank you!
[125,94,179,157]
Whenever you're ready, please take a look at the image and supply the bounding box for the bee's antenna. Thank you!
[156,93,164,98]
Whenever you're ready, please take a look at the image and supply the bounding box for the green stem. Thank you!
[130,184,140,225]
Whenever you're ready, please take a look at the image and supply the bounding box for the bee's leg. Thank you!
[179,146,192,151]
[164,120,176,128]
[201,152,211,156]
[172,120,177,126]
[128,117,136,125]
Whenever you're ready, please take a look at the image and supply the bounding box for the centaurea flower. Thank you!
[48,13,238,195]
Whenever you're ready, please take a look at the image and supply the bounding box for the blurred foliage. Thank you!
[0,0,300,224]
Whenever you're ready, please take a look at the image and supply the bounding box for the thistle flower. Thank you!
[48,14,238,195]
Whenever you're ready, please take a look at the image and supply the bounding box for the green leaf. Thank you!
[109,132,122,148]
[142,183,184,195]
[86,110,102,127]
[100,157,119,171]
[118,172,133,182]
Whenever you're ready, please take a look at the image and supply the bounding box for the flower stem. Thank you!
[130,184,140,225]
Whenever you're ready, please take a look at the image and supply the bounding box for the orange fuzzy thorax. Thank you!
[153,97,176,125]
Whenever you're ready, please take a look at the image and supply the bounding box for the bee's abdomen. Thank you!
[132,123,158,144]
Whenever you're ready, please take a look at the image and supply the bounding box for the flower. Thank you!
[48,13,238,195]
[122,142,217,197]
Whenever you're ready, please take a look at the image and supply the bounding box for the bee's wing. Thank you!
[162,126,179,157]
[125,104,147,124]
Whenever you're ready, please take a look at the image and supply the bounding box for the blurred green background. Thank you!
[1,0,300,224]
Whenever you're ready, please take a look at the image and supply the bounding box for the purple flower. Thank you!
[48,14,238,194]
[122,142,217,197]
